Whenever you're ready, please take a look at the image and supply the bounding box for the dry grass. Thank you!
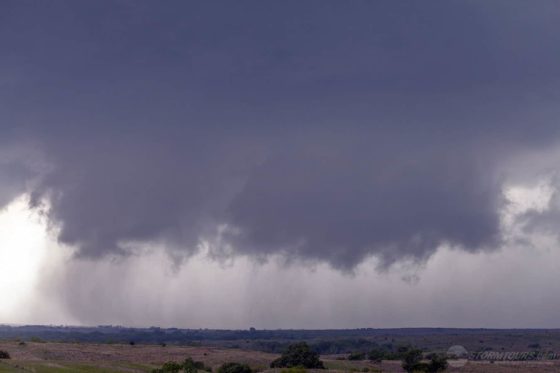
[1,341,560,372]
[0,341,276,372]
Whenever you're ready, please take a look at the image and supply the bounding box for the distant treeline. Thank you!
[253,338,383,354]
[0,325,393,352]
[1,325,559,355]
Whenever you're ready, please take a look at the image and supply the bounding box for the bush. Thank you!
[348,352,366,360]
[401,349,424,373]
[366,344,414,361]
[152,361,183,373]
[367,348,385,363]
[280,368,306,373]
[0,350,10,359]
[151,358,209,373]
[401,351,448,373]
[426,353,448,373]
[218,362,252,373]
[184,357,207,373]
[270,342,325,369]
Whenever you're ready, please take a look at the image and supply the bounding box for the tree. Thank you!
[426,353,448,373]
[183,357,207,373]
[270,342,325,369]
[151,358,209,373]
[218,362,252,373]
[401,349,424,373]
[0,350,10,359]
[183,360,198,373]
[152,361,183,373]
[367,348,385,363]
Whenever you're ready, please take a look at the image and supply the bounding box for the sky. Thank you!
[1,0,560,328]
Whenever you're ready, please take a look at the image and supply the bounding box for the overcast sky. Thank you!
[1,1,560,328]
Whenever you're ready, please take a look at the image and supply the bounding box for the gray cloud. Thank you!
[0,161,30,207]
[1,1,560,269]
[225,133,503,269]
[0,140,44,209]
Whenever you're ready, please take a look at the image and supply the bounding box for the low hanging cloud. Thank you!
[1,1,560,270]
[225,136,504,269]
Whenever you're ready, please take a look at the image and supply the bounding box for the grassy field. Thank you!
[1,341,560,372]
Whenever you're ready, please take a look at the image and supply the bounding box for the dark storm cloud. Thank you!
[0,138,43,208]
[225,136,503,268]
[1,1,560,268]
[0,161,30,207]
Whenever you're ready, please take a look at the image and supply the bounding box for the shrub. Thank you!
[280,368,306,373]
[413,363,430,372]
[218,362,252,373]
[183,360,197,373]
[184,357,209,373]
[401,350,448,373]
[425,353,448,373]
[151,358,209,373]
[270,342,325,369]
[152,361,183,373]
[184,358,198,368]
[401,348,424,373]
[367,348,385,363]
[348,352,366,360]
[0,350,10,359]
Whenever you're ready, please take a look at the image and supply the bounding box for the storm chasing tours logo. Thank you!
[446,345,559,366]
[472,351,559,361]
[446,345,469,367]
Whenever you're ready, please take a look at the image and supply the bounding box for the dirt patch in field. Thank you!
[0,341,276,370]
[2,342,560,372]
